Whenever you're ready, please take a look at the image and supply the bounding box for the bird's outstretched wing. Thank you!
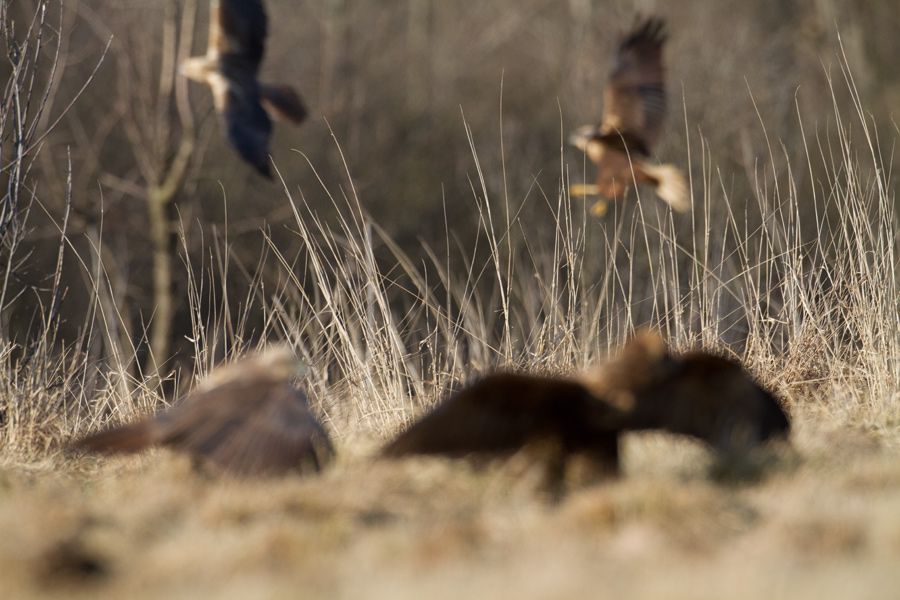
[72,420,155,454]
[222,82,274,177]
[208,0,268,73]
[600,17,668,154]
[382,373,618,458]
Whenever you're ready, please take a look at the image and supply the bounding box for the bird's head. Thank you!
[579,329,676,412]
[195,345,308,393]
[256,345,309,380]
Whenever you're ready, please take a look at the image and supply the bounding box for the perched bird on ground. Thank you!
[380,332,670,479]
[604,352,791,455]
[383,331,789,473]
[579,333,791,453]
[382,372,623,480]
[180,0,308,177]
[71,346,333,476]
[569,17,689,216]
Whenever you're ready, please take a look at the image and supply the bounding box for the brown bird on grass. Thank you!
[596,351,791,456]
[380,332,670,477]
[383,332,789,472]
[569,17,689,217]
[180,0,307,177]
[382,372,623,478]
[72,347,333,476]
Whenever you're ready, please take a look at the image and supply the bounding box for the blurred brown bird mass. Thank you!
[382,371,622,477]
[72,346,333,477]
[384,331,789,471]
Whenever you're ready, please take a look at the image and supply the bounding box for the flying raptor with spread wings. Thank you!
[570,17,689,217]
[180,0,307,177]
[72,346,333,476]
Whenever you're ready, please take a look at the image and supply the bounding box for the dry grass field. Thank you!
[2,426,900,599]
[2,0,899,598]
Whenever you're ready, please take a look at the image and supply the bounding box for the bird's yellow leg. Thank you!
[569,184,600,198]
[590,199,609,218]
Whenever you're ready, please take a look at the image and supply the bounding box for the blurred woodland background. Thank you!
[1,0,898,378]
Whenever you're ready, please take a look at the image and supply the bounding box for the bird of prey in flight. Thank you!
[72,346,333,476]
[180,0,307,178]
[569,17,689,217]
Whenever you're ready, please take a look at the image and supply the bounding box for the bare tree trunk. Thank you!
[143,0,197,374]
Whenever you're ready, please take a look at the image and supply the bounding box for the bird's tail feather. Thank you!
[640,163,690,212]
[260,83,308,124]
[71,421,155,455]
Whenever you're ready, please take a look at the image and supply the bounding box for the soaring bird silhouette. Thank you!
[180,0,307,177]
[72,347,333,476]
[569,17,689,217]
[383,332,789,471]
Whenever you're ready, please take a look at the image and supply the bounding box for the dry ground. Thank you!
[2,407,899,600]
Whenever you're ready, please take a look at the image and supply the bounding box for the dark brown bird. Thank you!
[570,17,688,216]
[579,333,791,453]
[71,347,333,476]
[381,331,675,474]
[180,0,307,177]
[382,372,622,476]
[608,353,791,453]
[383,331,789,469]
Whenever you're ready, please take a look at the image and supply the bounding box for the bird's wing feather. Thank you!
[158,382,333,476]
[382,373,604,457]
[203,386,333,475]
[208,0,267,73]
[259,83,308,124]
[221,80,273,177]
[69,420,156,454]
[601,17,668,151]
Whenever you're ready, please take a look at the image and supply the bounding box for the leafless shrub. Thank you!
[0,0,110,453]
